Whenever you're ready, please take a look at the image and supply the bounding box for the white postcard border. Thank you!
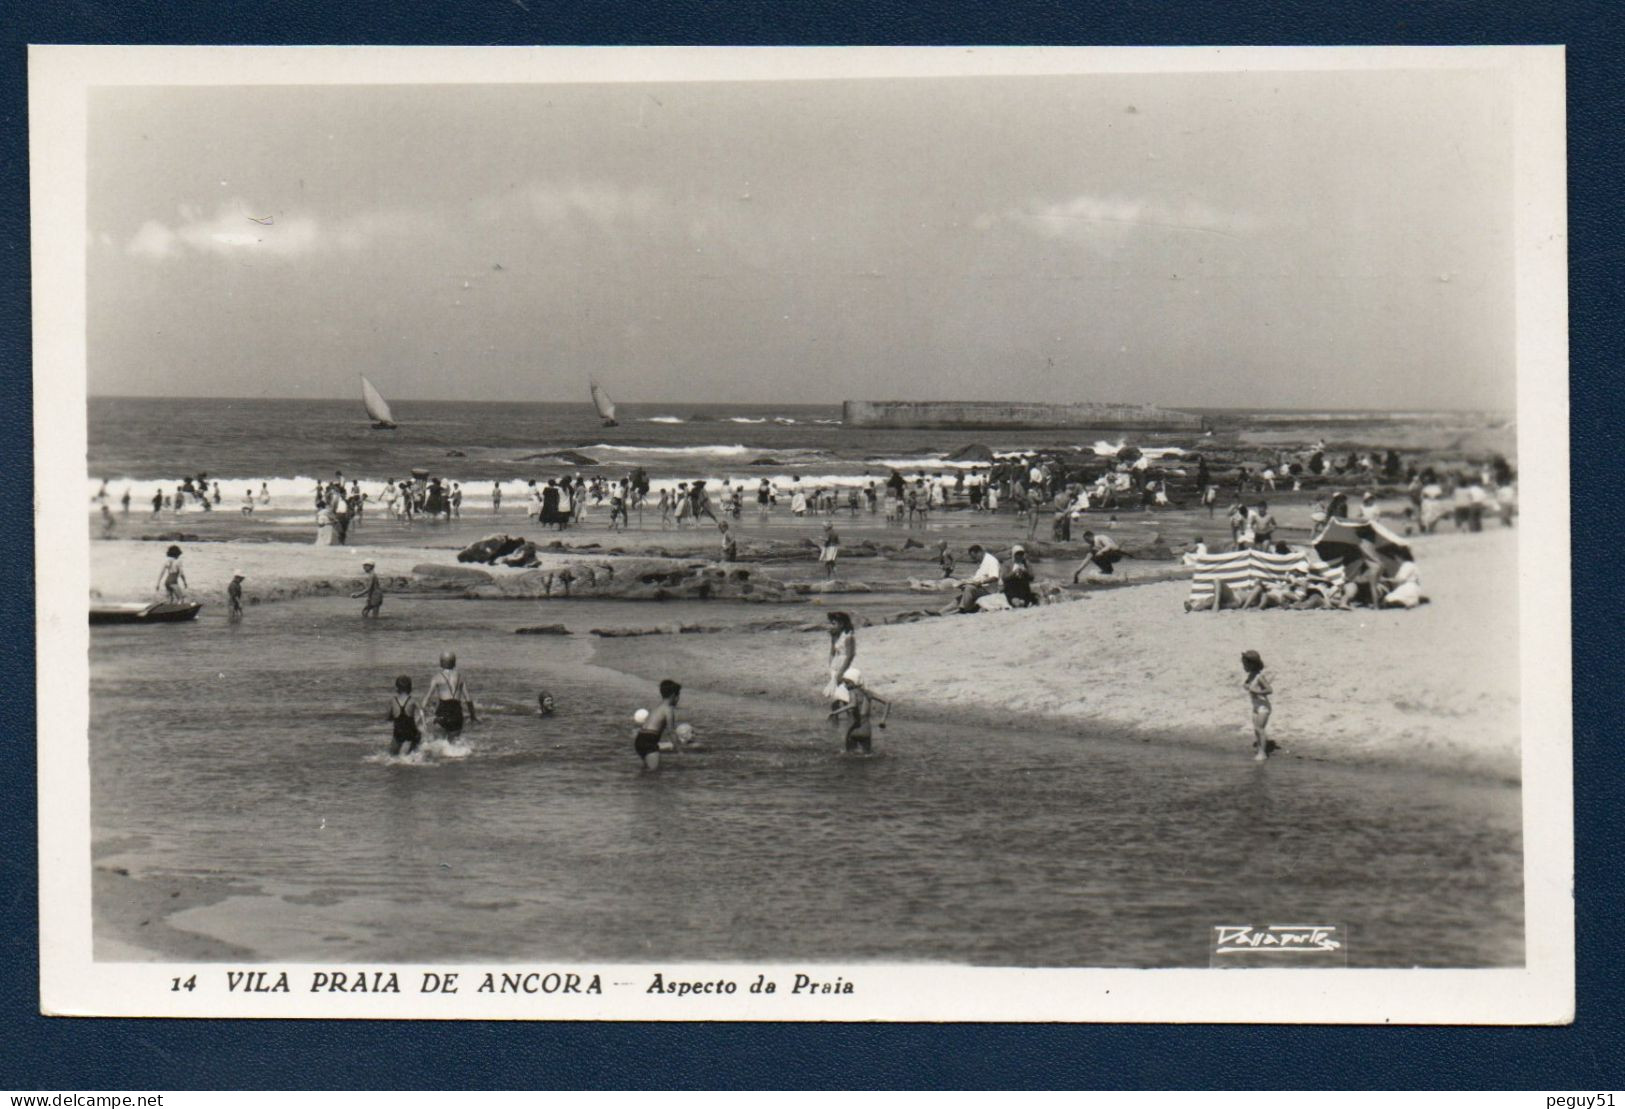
[30,44,1572,1022]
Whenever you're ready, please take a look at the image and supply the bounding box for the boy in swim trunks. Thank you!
[634,679,682,771]
[826,667,890,754]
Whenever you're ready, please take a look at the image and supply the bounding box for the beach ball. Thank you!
[633,708,650,725]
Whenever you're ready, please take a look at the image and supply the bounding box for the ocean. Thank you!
[86,396,1510,505]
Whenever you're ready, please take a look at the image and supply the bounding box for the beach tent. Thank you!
[1186,547,1345,606]
[1312,517,1412,565]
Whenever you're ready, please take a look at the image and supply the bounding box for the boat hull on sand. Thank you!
[90,601,204,625]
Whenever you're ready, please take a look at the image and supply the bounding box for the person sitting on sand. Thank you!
[226,570,245,621]
[1002,545,1039,608]
[633,679,682,771]
[1380,557,1425,609]
[425,652,478,740]
[1289,575,1347,611]
[1241,650,1273,761]
[827,667,890,754]
[351,560,384,618]
[156,545,188,602]
[1180,537,1209,567]
[1239,571,1303,610]
[945,544,1003,614]
[1184,580,1241,613]
[387,675,423,758]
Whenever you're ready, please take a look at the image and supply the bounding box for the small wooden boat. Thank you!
[90,601,204,626]
[590,380,618,427]
[361,374,398,430]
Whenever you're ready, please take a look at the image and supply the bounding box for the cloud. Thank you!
[473,182,667,233]
[125,199,431,260]
[127,220,177,258]
[997,193,1260,247]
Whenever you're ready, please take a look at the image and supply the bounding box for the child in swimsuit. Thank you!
[634,679,682,771]
[827,667,890,754]
[388,675,423,757]
[1241,649,1273,761]
[226,571,245,621]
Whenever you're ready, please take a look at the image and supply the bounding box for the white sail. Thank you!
[590,381,617,424]
[360,375,396,426]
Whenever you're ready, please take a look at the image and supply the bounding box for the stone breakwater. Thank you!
[842,400,1206,431]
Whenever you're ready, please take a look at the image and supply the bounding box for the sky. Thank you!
[86,68,1516,409]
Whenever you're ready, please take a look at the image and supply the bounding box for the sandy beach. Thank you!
[592,527,1520,781]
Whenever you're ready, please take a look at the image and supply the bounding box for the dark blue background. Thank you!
[2,1,1619,1090]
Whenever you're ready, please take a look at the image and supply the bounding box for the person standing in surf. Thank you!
[820,521,840,579]
[226,570,245,621]
[827,667,890,754]
[352,560,384,618]
[155,545,188,602]
[1241,649,1273,762]
[633,679,682,771]
[425,652,478,741]
[387,675,423,757]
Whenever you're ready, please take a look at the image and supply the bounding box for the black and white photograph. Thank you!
[31,46,1571,1021]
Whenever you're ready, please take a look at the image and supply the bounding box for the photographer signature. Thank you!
[1213,925,1342,954]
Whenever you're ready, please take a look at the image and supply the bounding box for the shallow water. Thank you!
[91,596,1523,967]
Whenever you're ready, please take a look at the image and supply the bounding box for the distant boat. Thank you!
[590,380,618,427]
[90,601,203,626]
[361,375,398,430]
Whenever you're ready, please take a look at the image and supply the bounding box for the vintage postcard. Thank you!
[31,45,1571,1020]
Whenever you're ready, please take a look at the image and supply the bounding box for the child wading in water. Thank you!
[1241,649,1273,761]
[387,676,423,757]
[226,570,245,621]
[827,667,890,754]
[633,679,683,771]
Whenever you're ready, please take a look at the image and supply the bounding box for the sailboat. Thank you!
[360,375,398,430]
[590,380,618,427]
